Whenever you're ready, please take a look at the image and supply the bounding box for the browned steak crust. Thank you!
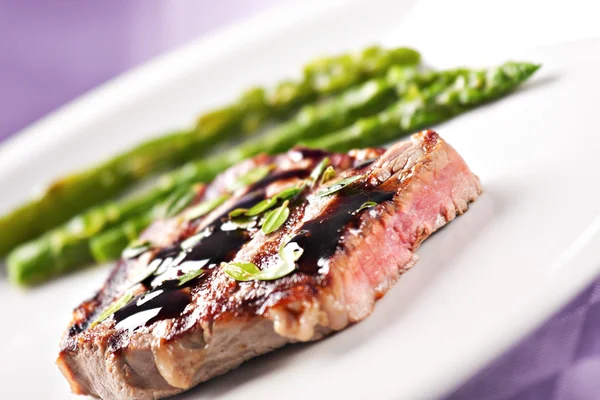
[58,131,481,400]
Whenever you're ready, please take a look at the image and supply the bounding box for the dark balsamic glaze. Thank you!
[113,189,270,331]
[151,245,181,263]
[113,280,191,330]
[153,189,265,262]
[293,148,330,160]
[68,323,85,337]
[110,156,355,332]
[181,228,248,263]
[291,189,395,274]
[178,189,265,262]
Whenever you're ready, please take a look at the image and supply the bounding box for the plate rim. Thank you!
[1,2,599,398]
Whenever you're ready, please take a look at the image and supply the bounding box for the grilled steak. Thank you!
[58,130,482,400]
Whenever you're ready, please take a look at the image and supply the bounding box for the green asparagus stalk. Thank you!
[304,62,540,150]
[89,214,153,263]
[89,184,210,262]
[301,46,422,101]
[0,46,420,258]
[0,129,195,259]
[86,62,539,267]
[126,65,426,199]
[4,188,171,285]
[6,66,419,285]
[207,46,421,131]
[6,61,539,286]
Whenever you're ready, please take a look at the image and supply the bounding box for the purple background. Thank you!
[0,0,277,141]
[1,1,598,399]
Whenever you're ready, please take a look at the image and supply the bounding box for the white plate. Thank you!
[1,1,600,399]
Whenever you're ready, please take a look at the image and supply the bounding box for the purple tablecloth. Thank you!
[1,2,597,399]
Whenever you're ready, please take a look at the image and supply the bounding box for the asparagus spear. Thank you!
[89,214,153,264]
[301,46,421,100]
[7,62,539,286]
[304,62,540,150]
[4,188,171,285]
[89,183,211,263]
[0,128,196,259]
[87,62,539,267]
[6,67,418,285]
[0,46,420,258]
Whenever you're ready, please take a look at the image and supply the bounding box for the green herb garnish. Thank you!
[90,291,134,328]
[229,165,273,192]
[122,240,152,260]
[262,200,290,234]
[315,175,364,198]
[222,241,303,281]
[185,195,228,221]
[356,201,377,213]
[321,165,337,184]
[228,208,249,218]
[244,186,303,218]
[178,269,205,286]
[221,261,261,281]
[276,186,303,201]
[308,157,330,185]
[246,197,279,217]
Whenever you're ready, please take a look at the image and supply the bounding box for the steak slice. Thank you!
[58,130,481,400]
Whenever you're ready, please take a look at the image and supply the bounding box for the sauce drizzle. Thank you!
[113,280,191,330]
[114,190,269,331]
[109,155,369,331]
[291,189,395,274]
